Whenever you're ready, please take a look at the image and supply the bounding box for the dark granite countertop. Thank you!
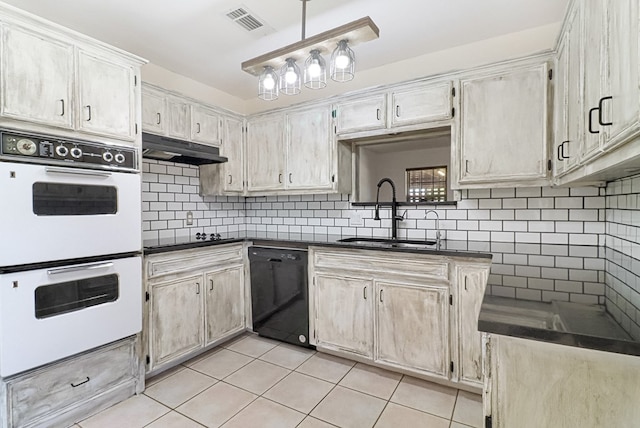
[143,232,493,259]
[478,295,640,356]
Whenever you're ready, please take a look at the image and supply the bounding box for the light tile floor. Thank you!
[75,334,482,428]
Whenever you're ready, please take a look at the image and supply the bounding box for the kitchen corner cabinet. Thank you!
[457,63,550,187]
[334,81,453,136]
[310,247,490,386]
[484,334,640,427]
[145,244,246,373]
[0,336,142,428]
[0,21,142,143]
[199,115,245,196]
[456,264,489,386]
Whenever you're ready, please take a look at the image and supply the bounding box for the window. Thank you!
[406,166,447,202]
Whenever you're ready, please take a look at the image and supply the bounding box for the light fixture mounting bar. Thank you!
[242,16,379,76]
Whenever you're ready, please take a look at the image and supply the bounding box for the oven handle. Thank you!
[45,167,112,178]
[47,262,114,276]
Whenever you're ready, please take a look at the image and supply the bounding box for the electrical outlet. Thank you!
[349,211,364,227]
[186,211,193,226]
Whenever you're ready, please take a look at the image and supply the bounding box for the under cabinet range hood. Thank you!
[141,133,228,165]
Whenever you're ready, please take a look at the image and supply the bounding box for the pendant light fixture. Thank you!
[280,58,302,95]
[241,0,379,100]
[258,66,279,100]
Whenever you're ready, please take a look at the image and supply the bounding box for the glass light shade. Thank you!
[279,58,301,95]
[258,66,279,101]
[330,40,355,82]
[304,49,327,89]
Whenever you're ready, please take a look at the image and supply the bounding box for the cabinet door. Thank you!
[335,95,386,134]
[459,64,549,184]
[149,274,204,369]
[167,97,190,140]
[1,26,73,129]
[456,266,488,386]
[390,82,452,127]
[602,0,640,150]
[315,274,373,357]
[77,51,135,141]
[141,87,166,134]
[565,5,582,171]
[581,2,605,161]
[222,116,245,193]
[376,281,449,378]
[204,265,245,346]
[286,106,333,190]
[246,114,285,192]
[553,32,570,177]
[191,106,220,146]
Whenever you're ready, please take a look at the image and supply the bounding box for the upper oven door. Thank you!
[0,162,141,266]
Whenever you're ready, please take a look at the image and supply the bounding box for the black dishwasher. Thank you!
[249,247,313,349]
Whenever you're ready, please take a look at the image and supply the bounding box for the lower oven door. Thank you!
[0,162,141,266]
[0,256,142,377]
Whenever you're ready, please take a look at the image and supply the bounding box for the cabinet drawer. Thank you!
[147,243,244,279]
[313,248,449,280]
[8,338,136,427]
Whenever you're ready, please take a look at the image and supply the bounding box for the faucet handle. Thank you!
[395,209,407,221]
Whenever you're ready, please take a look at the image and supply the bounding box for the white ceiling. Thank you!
[3,0,568,101]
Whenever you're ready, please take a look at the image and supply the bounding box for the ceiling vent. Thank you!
[225,6,274,36]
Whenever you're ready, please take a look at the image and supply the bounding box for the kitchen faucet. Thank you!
[374,178,404,240]
[424,210,442,247]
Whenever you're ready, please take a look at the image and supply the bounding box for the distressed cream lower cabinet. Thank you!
[309,247,490,389]
[144,243,247,374]
[483,334,640,427]
[0,336,142,428]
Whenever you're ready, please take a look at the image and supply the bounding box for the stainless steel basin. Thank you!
[338,237,438,249]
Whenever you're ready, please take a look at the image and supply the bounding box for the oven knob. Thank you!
[70,147,83,159]
[102,151,113,162]
[16,139,37,156]
[114,153,126,164]
[55,145,69,157]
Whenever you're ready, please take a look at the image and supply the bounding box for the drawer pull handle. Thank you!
[598,96,613,126]
[197,122,201,133]
[59,99,65,116]
[209,279,214,291]
[228,174,233,184]
[156,112,161,125]
[363,286,367,300]
[278,173,283,184]
[396,105,400,117]
[196,282,200,294]
[376,108,381,121]
[85,105,92,122]
[71,377,90,387]
[289,173,293,183]
[588,106,599,134]
[380,289,384,302]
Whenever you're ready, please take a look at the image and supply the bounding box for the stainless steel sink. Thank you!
[338,237,438,249]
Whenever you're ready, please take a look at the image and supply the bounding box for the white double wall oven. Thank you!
[0,128,142,377]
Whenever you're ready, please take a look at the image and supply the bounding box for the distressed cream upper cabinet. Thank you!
[458,63,549,187]
[334,94,387,134]
[600,0,640,151]
[246,113,286,192]
[286,105,333,191]
[167,96,190,140]
[376,280,449,378]
[314,274,374,357]
[141,86,166,134]
[1,26,74,129]
[390,82,453,127]
[204,264,245,346]
[221,116,245,193]
[77,50,136,140]
[149,274,204,369]
[456,264,488,387]
[191,105,221,146]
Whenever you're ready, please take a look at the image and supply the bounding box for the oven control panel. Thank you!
[0,130,138,171]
